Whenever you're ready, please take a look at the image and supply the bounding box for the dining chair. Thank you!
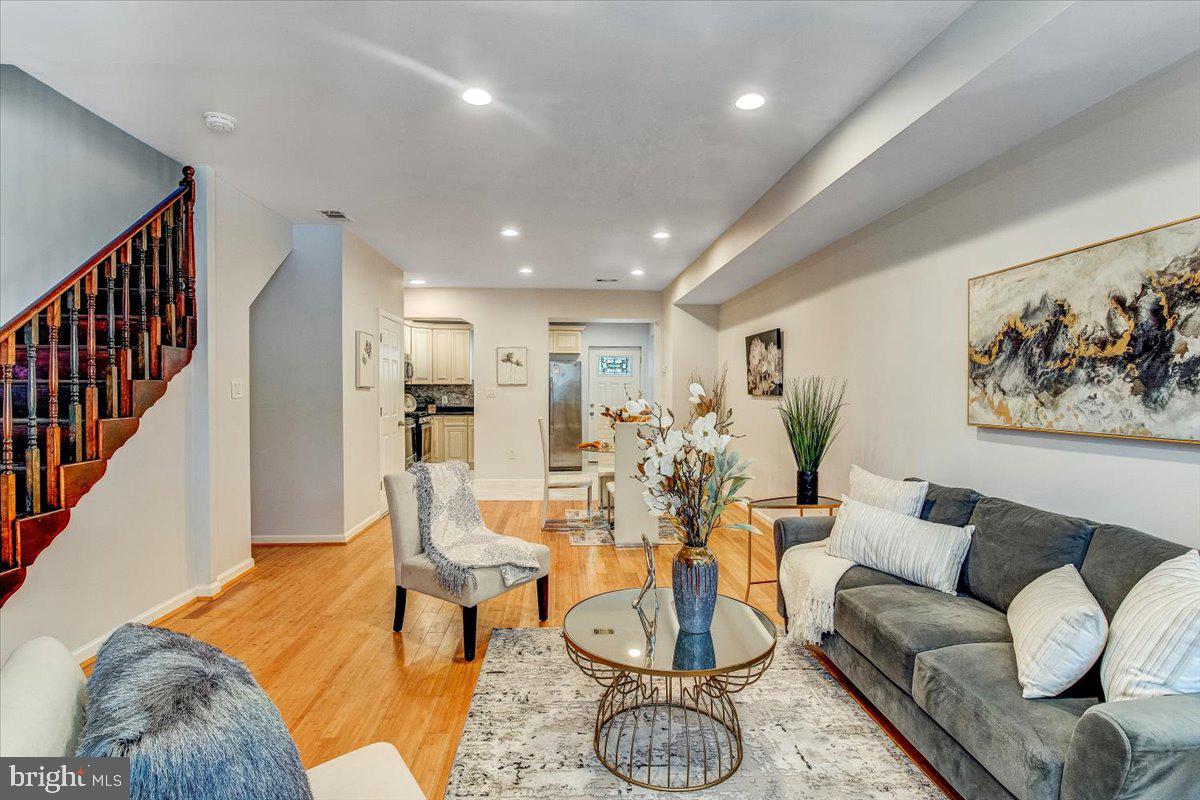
[537,418,594,530]
[385,471,550,661]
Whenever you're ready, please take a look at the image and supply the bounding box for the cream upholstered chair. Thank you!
[538,417,594,529]
[385,472,550,661]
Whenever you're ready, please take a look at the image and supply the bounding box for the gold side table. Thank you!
[744,495,841,600]
[563,588,776,791]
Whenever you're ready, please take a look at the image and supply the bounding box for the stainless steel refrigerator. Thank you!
[548,355,583,470]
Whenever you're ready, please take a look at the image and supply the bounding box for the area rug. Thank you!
[564,513,682,547]
[445,628,943,799]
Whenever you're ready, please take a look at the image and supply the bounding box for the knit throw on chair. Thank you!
[411,461,540,596]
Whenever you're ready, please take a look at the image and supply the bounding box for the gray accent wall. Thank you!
[0,65,181,320]
[250,225,344,539]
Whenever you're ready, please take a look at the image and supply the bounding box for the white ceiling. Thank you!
[0,0,971,290]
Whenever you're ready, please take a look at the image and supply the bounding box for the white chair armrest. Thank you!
[307,742,425,800]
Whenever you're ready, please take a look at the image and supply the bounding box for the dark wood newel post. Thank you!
[180,166,196,348]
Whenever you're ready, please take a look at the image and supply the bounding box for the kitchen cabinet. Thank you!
[549,326,584,354]
[407,322,470,384]
[427,415,474,468]
[408,323,432,383]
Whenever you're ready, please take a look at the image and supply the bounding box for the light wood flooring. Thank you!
[158,500,943,800]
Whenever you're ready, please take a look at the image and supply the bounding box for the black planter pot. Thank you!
[796,470,819,505]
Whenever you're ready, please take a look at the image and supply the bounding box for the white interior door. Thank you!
[588,347,642,456]
[379,313,405,505]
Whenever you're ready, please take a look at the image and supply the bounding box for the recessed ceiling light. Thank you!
[735,93,766,111]
[203,111,237,133]
[630,268,645,276]
[519,266,533,274]
[500,227,520,237]
[461,87,492,106]
[652,230,670,240]
[408,279,427,285]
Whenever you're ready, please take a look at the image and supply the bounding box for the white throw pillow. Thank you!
[1100,549,1200,702]
[847,465,928,517]
[1007,564,1108,699]
[826,496,972,594]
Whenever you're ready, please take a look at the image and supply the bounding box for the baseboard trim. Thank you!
[251,510,387,546]
[346,509,387,542]
[74,558,257,666]
[473,478,544,500]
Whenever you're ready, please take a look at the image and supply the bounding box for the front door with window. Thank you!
[588,347,642,454]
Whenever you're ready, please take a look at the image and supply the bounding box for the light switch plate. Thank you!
[230,380,244,399]
[487,390,497,398]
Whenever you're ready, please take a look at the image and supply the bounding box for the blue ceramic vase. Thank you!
[672,545,718,634]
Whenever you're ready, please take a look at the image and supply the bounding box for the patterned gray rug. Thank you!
[446,628,943,799]
[564,512,682,546]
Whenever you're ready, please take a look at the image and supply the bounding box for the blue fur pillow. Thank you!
[77,624,312,800]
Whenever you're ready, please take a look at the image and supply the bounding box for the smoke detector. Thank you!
[203,112,237,133]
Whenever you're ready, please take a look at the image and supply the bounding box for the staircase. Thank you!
[0,167,197,608]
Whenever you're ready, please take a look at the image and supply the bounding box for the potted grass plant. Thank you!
[778,376,847,505]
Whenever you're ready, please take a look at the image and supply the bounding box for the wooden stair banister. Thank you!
[0,166,197,607]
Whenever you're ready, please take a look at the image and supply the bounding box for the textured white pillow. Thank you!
[1100,549,1200,702]
[847,465,928,516]
[826,496,972,594]
[1007,564,1108,699]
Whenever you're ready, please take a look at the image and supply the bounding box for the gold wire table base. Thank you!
[566,639,773,791]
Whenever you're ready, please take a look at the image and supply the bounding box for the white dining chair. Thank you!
[538,417,594,529]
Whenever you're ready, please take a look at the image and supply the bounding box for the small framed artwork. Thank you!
[746,328,783,396]
[355,330,376,388]
[497,347,528,385]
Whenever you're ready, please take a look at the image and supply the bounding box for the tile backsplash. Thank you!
[408,384,474,406]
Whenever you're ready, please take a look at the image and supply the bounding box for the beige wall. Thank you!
[404,288,662,487]
[712,57,1200,546]
[341,232,405,533]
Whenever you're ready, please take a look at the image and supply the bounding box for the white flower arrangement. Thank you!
[635,371,753,548]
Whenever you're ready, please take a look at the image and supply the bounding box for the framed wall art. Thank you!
[967,216,1199,444]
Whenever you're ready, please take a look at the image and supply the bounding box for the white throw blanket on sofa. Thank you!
[411,461,540,596]
[779,540,855,645]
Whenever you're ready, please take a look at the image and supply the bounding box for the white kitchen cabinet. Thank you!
[407,322,470,384]
[409,323,432,383]
[426,415,474,467]
[549,326,583,354]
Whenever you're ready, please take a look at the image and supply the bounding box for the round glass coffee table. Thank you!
[563,588,777,791]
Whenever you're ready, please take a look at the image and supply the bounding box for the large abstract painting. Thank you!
[746,328,783,396]
[967,217,1200,443]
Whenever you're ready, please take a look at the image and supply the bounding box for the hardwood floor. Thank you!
[157,501,941,800]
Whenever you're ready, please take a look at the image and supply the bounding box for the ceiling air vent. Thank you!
[594,277,619,283]
[319,210,351,220]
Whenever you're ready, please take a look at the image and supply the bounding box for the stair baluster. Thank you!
[174,200,186,347]
[68,285,82,461]
[136,230,149,380]
[1,338,14,567]
[164,207,176,347]
[105,254,118,420]
[45,302,61,508]
[24,322,40,515]
[84,271,98,460]
[119,241,133,416]
[149,218,162,379]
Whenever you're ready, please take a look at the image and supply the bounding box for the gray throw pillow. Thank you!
[77,624,312,800]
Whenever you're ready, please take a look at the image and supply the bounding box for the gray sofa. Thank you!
[773,481,1200,800]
